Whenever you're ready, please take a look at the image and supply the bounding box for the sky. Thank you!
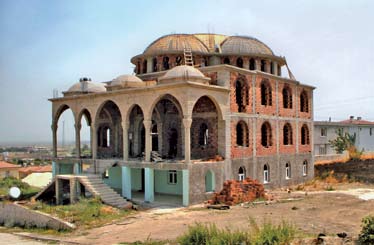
[0,0,373,145]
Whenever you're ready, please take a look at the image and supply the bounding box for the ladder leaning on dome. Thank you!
[183,48,194,66]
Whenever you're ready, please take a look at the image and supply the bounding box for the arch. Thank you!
[236,57,243,68]
[285,162,291,179]
[249,58,255,70]
[223,57,230,64]
[128,104,145,158]
[261,79,272,106]
[78,108,92,126]
[205,170,215,192]
[238,166,246,181]
[54,104,73,127]
[78,108,92,157]
[236,121,249,147]
[148,93,184,120]
[263,164,270,183]
[261,121,272,147]
[300,90,309,113]
[55,104,75,157]
[302,160,308,176]
[95,100,122,123]
[282,85,292,109]
[191,95,223,120]
[283,123,293,145]
[162,56,170,70]
[235,79,249,112]
[301,124,310,145]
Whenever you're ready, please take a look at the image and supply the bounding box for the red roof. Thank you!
[339,119,374,125]
[18,165,52,174]
[0,161,21,169]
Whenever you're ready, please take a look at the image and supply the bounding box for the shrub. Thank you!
[358,215,374,244]
[250,219,296,245]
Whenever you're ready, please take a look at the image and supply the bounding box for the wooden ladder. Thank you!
[184,48,194,66]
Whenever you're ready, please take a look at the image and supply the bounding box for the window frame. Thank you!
[168,170,177,185]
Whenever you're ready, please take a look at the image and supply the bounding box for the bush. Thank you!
[358,215,374,244]
[0,177,40,199]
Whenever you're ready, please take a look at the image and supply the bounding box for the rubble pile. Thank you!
[209,178,265,205]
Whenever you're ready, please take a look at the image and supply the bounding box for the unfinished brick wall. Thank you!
[255,76,276,115]
[299,122,312,153]
[230,72,253,113]
[298,87,312,119]
[231,119,252,158]
[278,82,296,118]
[256,119,277,156]
[191,96,218,159]
[203,72,218,85]
[279,120,296,154]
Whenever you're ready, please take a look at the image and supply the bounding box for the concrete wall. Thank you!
[154,170,183,195]
[103,166,122,190]
[0,202,74,230]
[0,169,19,179]
[131,168,142,191]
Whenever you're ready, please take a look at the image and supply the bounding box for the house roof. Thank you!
[18,165,52,174]
[339,119,374,125]
[0,161,21,169]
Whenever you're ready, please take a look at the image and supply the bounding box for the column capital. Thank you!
[182,118,192,128]
[75,123,82,130]
[143,119,152,129]
[121,120,130,129]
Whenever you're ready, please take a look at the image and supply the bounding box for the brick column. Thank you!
[122,121,129,161]
[143,120,152,162]
[183,118,192,163]
[75,123,81,158]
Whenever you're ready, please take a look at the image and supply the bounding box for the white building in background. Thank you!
[314,116,374,156]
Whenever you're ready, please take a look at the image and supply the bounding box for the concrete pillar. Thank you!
[74,162,80,175]
[52,124,57,158]
[143,120,152,162]
[182,118,192,163]
[122,121,129,161]
[147,57,153,73]
[265,60,271,73]
[91,124,97,159]
[255,59,261,71]
[70,178,77,204]
[52,161,57,177]
[144,168,154,202]
[121,166,132,199]
[182,169,189,206]
[55,178,62,205]
[75,123,81,158]
[273,61,278,76]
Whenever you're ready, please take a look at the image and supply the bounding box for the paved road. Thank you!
[0,233,47,245]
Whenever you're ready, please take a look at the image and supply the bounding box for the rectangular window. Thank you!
[319,145,327,155]
[321,128,327,137]
[168,170,177,184]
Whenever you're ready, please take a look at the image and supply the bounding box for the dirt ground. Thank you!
[45,182,373,244]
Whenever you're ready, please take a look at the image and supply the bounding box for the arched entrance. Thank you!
[128,105,145,158]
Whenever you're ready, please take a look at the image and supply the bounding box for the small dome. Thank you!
[107,74,144,90]
[65,79,106,95]
[159,65,210,84]
[143,34,209,56]
[221,36,273,56]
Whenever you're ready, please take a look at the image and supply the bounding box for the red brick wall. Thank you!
[278,120,296,154]
[231,119,252,158]
[203,72,218,85]
[230,72,253,113]
[299,122,312,153]
[298,87,312,119]
[256,119,277,156]
[278,82,296,118]
[255,76,276,116]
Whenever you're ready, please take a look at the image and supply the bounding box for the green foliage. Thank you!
[178,220,296,245]
[358,215,374,244]
[0,177,40,199]
[329,129,356,154]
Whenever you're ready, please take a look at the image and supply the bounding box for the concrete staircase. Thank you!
[77,175,132,209]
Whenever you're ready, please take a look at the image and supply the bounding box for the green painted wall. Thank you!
[103,166,122,190]
[205,170,215,192]
[131,168,142,191]
[59,164,74,174]
[154,170,182,195]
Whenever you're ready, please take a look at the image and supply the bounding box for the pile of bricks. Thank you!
[209,178,265,205]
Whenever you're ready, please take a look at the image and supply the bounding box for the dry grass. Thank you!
[315,152,374,166]
[295,171,351,191]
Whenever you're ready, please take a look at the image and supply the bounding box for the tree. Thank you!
[329,129,363,159]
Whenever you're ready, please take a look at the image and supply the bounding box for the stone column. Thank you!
[55,178,62,205]
[182,118,192,163]
[265,60,271,73]
[144,168,154,202]
[143,120,152,162]
[91,124,97,159]
[52,124,58,158]
[75,123,81,158]
[147,57,153,73]
[70,178,77,204]
[273,61,278,76]
[122,121,129,161]
[255,59,261,71]
[121,166,132,199]
[182,169,189,206]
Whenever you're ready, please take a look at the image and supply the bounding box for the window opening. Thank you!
[168,170,177,184]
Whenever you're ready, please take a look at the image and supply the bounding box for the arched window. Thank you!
[175,56,182,66]
[236,57,243,68]
[249,58,255,70]
[303,160,308,176]
[236,121,249,147]
[205,170,215,192]
[238,167,246,181]
[235,80,248,112]
[261,80,272,106]
[301,124,310,145]
[283,123,293,145]
[261,60,266,71]
[198,123,209,146]
[223,57,230,64]
[261,122,272,147]
[264,164,269,183]
[300,90,309,112]
[152,57,158,72]
[282,86,292,109]
[163,56,169,70]
[285,163,291,179]
[142,60,147,74]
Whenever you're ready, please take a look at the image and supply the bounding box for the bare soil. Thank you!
[57,182,374,244]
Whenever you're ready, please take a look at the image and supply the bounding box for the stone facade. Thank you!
[50,33,315,206]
